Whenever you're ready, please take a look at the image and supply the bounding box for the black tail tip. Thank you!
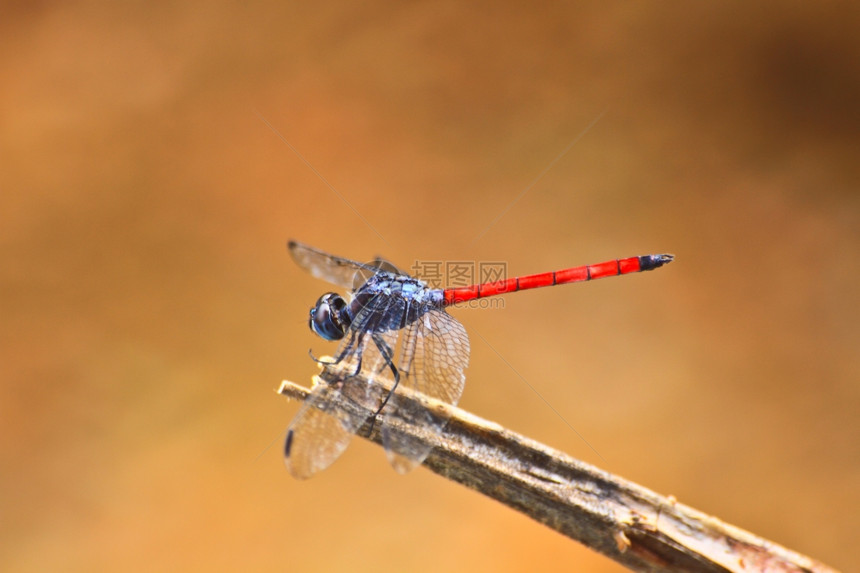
[639,254,675,271]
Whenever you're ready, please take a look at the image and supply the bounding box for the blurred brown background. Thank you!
[2,2,858,571]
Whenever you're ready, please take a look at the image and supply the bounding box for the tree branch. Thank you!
[278,374,837,573]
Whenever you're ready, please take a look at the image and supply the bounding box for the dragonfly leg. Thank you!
[368,333,400,434]
[307,348,334,365]
[372,334,399,381]
[351,355,363,377]
[347,334,369,377]
[332,330,359,364]
[309,330,362,371]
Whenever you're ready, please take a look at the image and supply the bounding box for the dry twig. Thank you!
[278,373,837,573]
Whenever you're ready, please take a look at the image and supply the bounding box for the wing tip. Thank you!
[284,429,294,457]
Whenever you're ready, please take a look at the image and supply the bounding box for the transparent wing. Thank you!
[283,382,366,480]
[289,240,407,289]
[381,308,470,473]
[289,240,378,289]
[284,298,400,479]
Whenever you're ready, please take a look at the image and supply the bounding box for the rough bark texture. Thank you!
[278,375,838,573]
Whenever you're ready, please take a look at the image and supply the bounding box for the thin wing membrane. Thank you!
[284,383,364,479]
[289,240,408,288]
[382,308,470,473]
[289,240,377,289]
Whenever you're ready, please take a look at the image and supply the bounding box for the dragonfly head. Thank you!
[309,292,350,341]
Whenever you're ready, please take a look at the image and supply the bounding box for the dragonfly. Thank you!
[284,240,674,479]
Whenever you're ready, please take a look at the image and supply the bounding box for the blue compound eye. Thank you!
[309,293,349,341]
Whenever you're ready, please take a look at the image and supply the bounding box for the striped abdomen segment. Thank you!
[441,254,674,306]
